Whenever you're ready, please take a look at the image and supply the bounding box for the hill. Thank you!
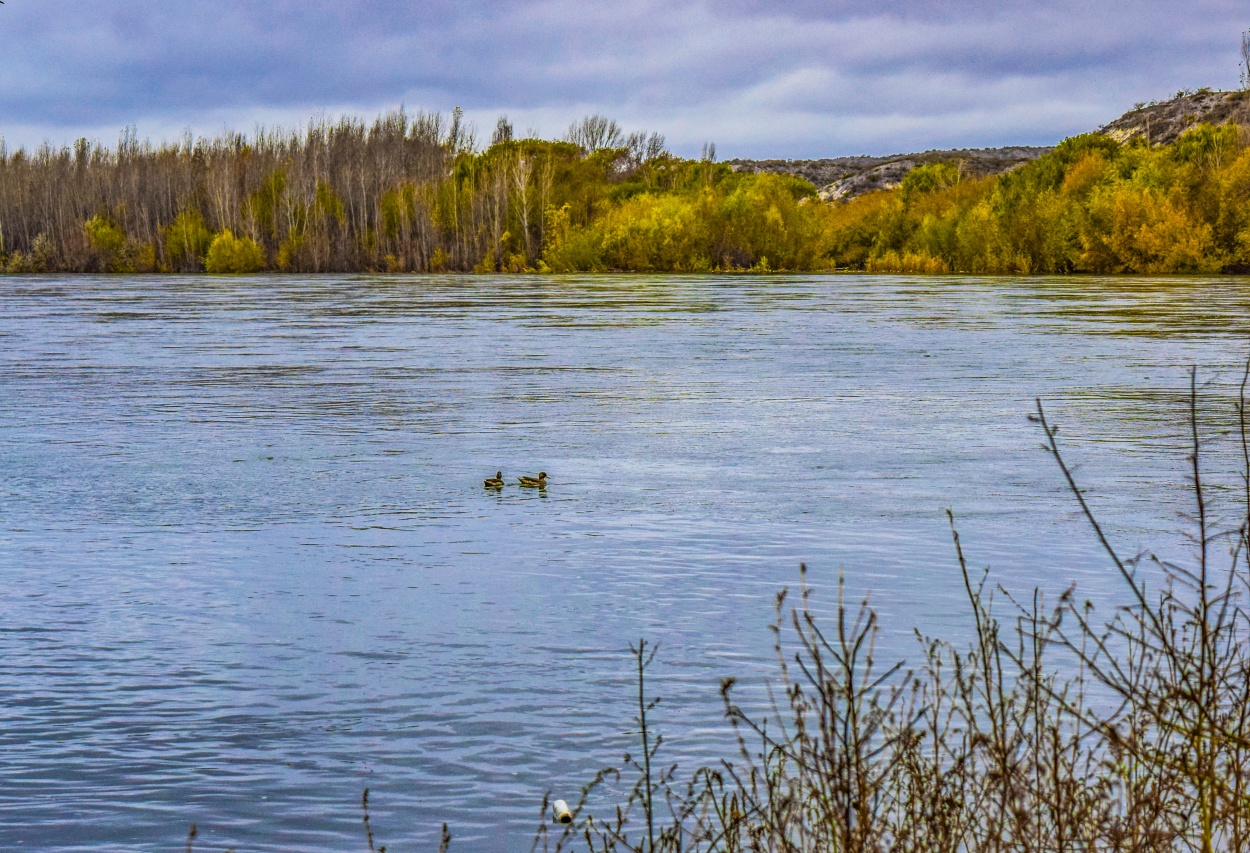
[727,147,1050,201]
[729,89,1250,201]
[1099,88,1250,145]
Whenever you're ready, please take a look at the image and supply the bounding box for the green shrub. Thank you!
[84,215,132,273]
[164,209,212,271]
[204,230,266,274]
[899,161,961,200]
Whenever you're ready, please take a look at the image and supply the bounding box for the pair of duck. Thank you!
[484,471,548,489]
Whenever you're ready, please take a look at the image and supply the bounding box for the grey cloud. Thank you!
[0,0,1245,157]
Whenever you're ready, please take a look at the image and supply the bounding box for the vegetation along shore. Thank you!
[3,90,1250,276]
[539,369,1250,851]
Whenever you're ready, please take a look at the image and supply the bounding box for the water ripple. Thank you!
[1,274,1249,849]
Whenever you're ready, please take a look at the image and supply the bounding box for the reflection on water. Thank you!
[1,274,1249,850]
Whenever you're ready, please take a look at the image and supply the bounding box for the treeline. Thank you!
[3,109,1250,274]
[0,109,817,274]
[835,123,1250,274]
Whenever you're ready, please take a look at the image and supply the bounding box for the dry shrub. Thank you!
[543,364,1250,853]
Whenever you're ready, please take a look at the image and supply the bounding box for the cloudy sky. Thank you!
[0,0,1244,158]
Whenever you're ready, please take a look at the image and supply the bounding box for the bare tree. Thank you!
[510,152,533,258]
[446,106,475,154]
[626,131,667,165]
[565,115,624,152]
[491,116,513,147]
[1242,29,1250,90]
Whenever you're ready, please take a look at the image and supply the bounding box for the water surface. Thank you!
[2,274,1249,850]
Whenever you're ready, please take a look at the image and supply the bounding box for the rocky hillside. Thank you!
[731,89,1250,202]
[727,147,1050,201]
[1099,88,1250,145]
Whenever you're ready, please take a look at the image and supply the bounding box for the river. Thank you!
[1,274,1248,850]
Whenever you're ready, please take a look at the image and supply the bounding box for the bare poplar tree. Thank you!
[491,116,514,147]
[1242,28,1250,90]
[446,106,476,154]
[510,152,533,257]
[565,115,624,152]
[625,131,667,165]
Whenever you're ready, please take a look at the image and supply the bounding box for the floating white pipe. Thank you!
[552,799,573,824]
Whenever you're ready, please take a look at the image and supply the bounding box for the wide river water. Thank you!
[2,274,1250,850]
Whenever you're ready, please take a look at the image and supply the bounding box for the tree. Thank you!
[84,214,131,273]
[205,230,266,273]
[491,116,513,147]
[164,209,212,271]
[445,106,474,153]
[565,115,624,153]
[626,131,667,164]
[1242,29,1250,90]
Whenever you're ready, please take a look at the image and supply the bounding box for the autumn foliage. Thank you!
[2,111,1249,274]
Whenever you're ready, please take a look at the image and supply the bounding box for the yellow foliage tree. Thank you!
[84,215,132,273]
[163,209,212,272]
[204,230,266,274]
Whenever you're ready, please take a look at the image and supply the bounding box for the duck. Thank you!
[484,471,505,488]
[518,471,548,488]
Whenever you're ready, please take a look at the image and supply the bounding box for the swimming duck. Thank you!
[518,471,548,488]
[484,471,505,488]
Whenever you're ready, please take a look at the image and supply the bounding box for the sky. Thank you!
[0,0,1245,159]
